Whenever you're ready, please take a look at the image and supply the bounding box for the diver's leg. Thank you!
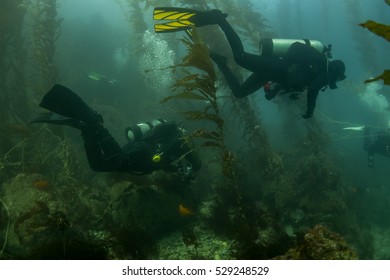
[81,125,123,172]
[217,65,264,98]
[363,127,374,167]
[217,19,261,72]
[210,53,243,97]
[211,53,280,98]
[193,10,261,71]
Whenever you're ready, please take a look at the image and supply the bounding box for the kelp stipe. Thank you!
[161,28,242,202]
[0,0,31,180]
[28,0,62,97]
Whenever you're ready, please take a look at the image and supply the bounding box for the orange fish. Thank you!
[33,180,50,189]
[179,204,192,216]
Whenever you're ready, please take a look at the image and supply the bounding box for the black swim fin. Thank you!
[30,112,84,128]
[39,84,102,126]
[153,7,227,33]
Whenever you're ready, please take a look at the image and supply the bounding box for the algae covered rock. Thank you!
[0,173,109,259]
[109,180,184,236]
[275,224,358,260]
[0,173,68,258]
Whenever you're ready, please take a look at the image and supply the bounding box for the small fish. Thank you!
[179,204,192,216]
[88,72,106,81]
[342,126,364,131]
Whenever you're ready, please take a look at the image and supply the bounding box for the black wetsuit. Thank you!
[364,127,390,167]
[82,122,201,175]
[214,18,330,117]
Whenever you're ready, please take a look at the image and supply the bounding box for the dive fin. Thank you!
[39,84,103,126]
[153,7,227,33]
[29,112,83,128]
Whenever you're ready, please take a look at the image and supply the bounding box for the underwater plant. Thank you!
[0,198,10,257]
[0,0,29,123]
[27,0,62,96]
[160,29,242,200]
[343,0,380,80]
[275,224,358,260]
[115,0,148,56]
[359,2,390,85]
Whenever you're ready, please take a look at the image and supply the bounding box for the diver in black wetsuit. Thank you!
[207,11,346,119]
[31,85,201,179]
[156,8,346,119]
[364,126,390,168]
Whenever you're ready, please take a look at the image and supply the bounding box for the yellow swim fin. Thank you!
[153,7,227,33]
[153,7,198,33]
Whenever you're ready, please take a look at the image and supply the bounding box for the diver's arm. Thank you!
[304,77,325,118]
[184,149,202,172]
[303,87,319,119]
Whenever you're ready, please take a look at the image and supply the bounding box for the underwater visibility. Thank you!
[0,0,390,260]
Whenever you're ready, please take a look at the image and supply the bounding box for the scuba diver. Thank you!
[31,84,201,179]
[153,7,346,119]
[363,126,390,168]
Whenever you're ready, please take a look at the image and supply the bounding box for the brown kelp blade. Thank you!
[365,70,390,85]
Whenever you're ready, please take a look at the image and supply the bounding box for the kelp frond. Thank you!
[365,70,390,85]
[160,91,209,103]
[360,8,389,86]
[191,129,222,141]
[179,36,216,80]
[359,20,390,43]
[170,73,216,100]
[182,111,224,127]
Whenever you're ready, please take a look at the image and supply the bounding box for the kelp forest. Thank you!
[0,0,389,260]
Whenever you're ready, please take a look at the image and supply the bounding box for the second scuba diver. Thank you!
[364,126,390,168]
[153,7,346,119]
[31,84,201,179]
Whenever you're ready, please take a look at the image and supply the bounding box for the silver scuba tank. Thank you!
[125,119,167,141]
[259,38,325,57]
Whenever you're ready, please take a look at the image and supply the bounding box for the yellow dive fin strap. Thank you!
[153,7,196,33]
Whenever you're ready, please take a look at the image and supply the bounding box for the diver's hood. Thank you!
[328,60,346,89]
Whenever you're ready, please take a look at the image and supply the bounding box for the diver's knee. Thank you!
[232,53,245,65]
[232,90,248,98]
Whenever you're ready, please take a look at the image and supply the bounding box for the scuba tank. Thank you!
[259,38,326,57]
[125,119,167,142]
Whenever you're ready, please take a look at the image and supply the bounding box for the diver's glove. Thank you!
[302,112,313,119]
